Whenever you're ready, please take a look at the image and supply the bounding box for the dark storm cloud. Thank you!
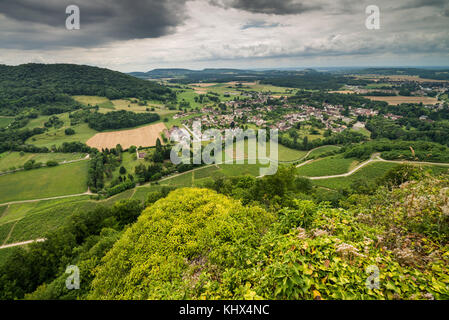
[209,0,322,15]
[0,0,187,49]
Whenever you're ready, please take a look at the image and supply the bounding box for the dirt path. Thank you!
[305,154,449,180]
[0,190,92,207]
[2,153,449,206]
[0,238,46,250]
[281,145,339,165]
[295,159,313,168]
[309,158,379,180]
[0,204,10,219]
[2,220,18,245]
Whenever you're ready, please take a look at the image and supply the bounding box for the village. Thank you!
[170,91,409,136]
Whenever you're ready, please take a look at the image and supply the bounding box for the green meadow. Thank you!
[297,155,359,177]
[306,145,341,158]
[1,198,95,244]
[0,189,148,246]
[221,139,307,162]
[0,161,89,204]
[0,152,86,172]
[159,161,269,188]
[0,117,13,129]
[27,122,97,148]
[312,162,399,190]
[313,161,449,190]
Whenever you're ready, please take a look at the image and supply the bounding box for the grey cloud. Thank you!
[209,0,322,15]
[241,20,281,29]
[398,0,449,10]
[0,0,187,49]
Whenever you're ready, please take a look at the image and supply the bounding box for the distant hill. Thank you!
[350,67,449,80]
[128,68,325,85]
[0,64,174,116]
[129,68,195,79]
[129,68,256,80]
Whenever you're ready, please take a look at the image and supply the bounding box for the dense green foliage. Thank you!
[86,110,160,131]
[1,166,448,300]
[366,116,449,147]
[280,129,367,151]
[0,200,143,299]
[0,127,47,153]
[343,139,449,162]
[89,188,274,299]
[87,176,449,300]
[261,71,372,90]
[137,68,373,90]
[0,64,174,116]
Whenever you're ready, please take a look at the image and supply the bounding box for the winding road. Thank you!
[298,153,449,180]
[2,150,449,249]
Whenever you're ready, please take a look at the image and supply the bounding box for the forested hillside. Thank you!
[2,167,447,300]
[0,64,174,116]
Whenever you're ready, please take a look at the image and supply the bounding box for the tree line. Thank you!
[0,63,175,116]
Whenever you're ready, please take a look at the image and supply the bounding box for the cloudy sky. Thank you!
[0,0,448,72]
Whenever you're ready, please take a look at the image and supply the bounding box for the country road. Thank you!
[2,152,449,206]
[0,190,93,207]
[1,153,449,249]
[308,157,380,180]
[304,154,449,180]
[0,238,46,250]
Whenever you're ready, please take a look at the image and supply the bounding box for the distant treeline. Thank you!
[0,127,92,154]
[352,68,449,81]
[260,72,372,90]
[366,116,449,147]
[344,139,449,163]
[0,64,174,116]
[142,68,374,90]
[86,110,160,131]
[279,130,367,151]
[287,90,388,109]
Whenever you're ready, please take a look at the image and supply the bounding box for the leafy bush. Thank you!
[64,128,75,135]
[89,188,274,299]
[104,180,136,198]
[86,110,160,131]
[46,160,59,167]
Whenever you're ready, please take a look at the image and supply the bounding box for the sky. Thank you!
[0,0,448,72]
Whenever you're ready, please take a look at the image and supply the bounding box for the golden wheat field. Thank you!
[363,96,439,105]
[86,122,167,150]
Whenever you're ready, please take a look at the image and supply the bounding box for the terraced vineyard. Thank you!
[0,161,89,203]
[297,155,359,177]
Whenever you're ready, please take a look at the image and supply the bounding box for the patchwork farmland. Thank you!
[363,95,439,105]
[86,122,167,150]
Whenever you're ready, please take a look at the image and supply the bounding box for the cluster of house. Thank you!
[178,98,390,133]
[170,88,443,136]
